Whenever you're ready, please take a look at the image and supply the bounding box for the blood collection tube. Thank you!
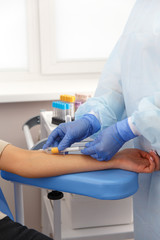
[66,103,70,116]
[61,103,66,121]
[75,101,82,111]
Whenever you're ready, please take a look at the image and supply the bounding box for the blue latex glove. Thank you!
[81,118,137,161]
[43,114,100,151]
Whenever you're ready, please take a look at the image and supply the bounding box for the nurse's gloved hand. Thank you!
[81,118,137,161]
[43,114,100,151]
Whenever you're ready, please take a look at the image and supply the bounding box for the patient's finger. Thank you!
[139,150,152,160]
[135,150,155,173]
[143,156,156,173]
[149,150,160,171]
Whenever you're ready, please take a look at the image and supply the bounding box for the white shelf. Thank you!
[0,78,98,103]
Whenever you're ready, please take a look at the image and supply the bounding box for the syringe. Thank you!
[42,146,85,154]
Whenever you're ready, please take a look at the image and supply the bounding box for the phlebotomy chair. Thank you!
[1,116,139,240]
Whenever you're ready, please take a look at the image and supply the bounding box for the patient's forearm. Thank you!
[0,145,115,178]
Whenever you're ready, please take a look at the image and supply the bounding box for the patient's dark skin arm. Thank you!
[0,145,159,178]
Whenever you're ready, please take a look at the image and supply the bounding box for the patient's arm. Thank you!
[0,145,158,178]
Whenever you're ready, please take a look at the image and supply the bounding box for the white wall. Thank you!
[0,100,52,231]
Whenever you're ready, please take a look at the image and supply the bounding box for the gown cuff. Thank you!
[128,117,141,136]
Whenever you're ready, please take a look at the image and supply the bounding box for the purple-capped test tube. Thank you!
[75,101,82,111]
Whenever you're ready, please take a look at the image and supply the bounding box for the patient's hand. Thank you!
[111,149,160,173]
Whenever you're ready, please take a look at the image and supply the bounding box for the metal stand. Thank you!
[14,183,25,224]
[48,191,64,240]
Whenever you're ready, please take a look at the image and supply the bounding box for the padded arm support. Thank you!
[1,169,138,200]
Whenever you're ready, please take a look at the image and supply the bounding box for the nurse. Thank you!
[44,1,160,239]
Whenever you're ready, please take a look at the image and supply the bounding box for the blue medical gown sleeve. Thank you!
[131,93,160,154]
[75,39,125,130]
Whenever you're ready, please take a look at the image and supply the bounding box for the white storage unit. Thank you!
[64,193,133,229]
